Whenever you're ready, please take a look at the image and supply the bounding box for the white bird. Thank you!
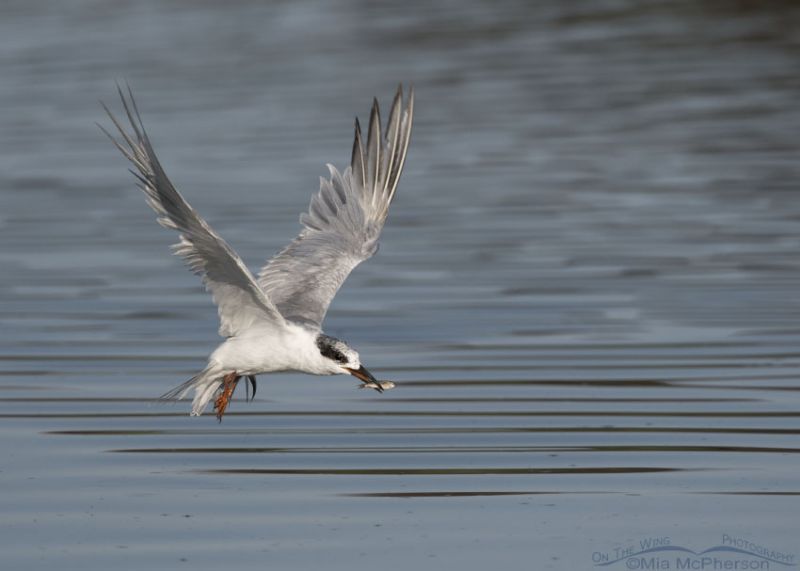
[101,85,413,420]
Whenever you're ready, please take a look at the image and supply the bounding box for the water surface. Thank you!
[1,1,799,569]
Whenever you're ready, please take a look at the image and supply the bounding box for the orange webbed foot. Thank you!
[214,372,240,422]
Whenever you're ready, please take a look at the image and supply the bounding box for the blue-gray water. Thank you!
[1,1,799,569]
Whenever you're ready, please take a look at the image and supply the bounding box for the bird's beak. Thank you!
[345,365,378,384]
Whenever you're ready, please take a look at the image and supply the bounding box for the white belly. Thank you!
[207,324,335,376]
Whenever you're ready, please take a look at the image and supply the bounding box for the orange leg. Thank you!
[214,372,240,422]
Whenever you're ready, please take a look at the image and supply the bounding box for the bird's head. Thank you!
[316,334,378,385]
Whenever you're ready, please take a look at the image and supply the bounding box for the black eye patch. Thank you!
[322,347,347,363]
[317,335,348,364]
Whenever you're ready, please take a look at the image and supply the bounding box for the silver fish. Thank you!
[358,380,396,391]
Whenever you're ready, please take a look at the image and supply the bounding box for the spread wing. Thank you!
[257,85,414,328]
[101,86,286,338]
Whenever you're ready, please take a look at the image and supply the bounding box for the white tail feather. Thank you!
[159,364,224,417]
[192,379,222,416]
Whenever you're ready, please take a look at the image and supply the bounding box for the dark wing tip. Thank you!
[351,116,366,187]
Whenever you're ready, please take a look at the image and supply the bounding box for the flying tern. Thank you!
[101,85,413,420]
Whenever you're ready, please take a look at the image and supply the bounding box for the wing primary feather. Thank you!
[387,85,414,205]
[100,105,142,163]
[381,85,404,200]
[351,117,366,189]
[128,168,149,187]
[118,83,144,142]
[366,98,381,207]
[97,121,140,167]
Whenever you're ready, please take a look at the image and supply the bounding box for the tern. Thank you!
[101,85,413,420]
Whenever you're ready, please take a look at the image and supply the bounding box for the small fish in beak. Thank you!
[358,380,396,392]
[345,365,393,392]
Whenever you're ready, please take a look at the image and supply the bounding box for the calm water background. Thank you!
[1,1,799,569]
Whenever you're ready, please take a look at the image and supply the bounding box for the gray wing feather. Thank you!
[101,86,285,337]
[257,85,414,328]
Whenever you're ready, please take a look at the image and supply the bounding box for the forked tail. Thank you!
[159,364,223,416]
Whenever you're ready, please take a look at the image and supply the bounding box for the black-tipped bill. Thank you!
[345,365,382,391]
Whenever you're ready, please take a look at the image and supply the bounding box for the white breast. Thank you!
[208,324,340,376]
